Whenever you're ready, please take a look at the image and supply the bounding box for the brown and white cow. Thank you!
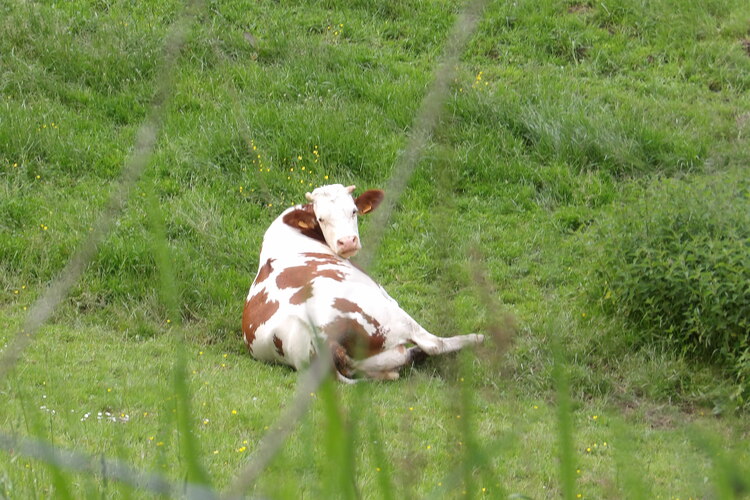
[242,184,483,382]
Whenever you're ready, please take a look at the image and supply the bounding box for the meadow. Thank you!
[1,0,750,498]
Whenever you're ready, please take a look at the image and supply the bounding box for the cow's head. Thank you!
[283,184,384,258]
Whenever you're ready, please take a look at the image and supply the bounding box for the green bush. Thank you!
[592,169,750,406]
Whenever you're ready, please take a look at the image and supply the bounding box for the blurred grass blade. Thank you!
[145,185,180,323]
[48,458,75,500]
[364,388,395,500]
[611,418,650,499]
[173,351,211,488]
[13,378,73,499]
[467,246,516,357]
[457,352,504,499]
[223,333,334,499]
[357,0,489,270]
[318,378,358,499]
[552,338,576,500]
[427,434,516,499]
[690,428,750,499]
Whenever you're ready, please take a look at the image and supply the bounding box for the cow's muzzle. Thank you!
[336,235,360,258]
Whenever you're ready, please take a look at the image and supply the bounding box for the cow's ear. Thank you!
[283,208,318,231]
[355,190,385,215]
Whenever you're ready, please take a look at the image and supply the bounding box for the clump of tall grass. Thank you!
[591,169,750,407]
[448,83,708,177]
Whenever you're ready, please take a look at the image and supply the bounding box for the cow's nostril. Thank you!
[338,236,358,247]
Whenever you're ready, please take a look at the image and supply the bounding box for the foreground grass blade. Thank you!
[611,418,650,499]
[357,0,490,270]
[458,353,504,499]
[318,378,358,499]
[364,391,395,500]
[173,352,212,488]
[223,345,333,498]
[691,428,750,499]
[552,339,576,500]
[145,185,180,323]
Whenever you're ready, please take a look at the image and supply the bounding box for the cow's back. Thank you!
[242,250,404,370]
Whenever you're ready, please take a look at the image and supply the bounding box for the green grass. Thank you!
[3,317,749,498]
[2,0,750,497]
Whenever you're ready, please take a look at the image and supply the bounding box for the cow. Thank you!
[242,184,484,382]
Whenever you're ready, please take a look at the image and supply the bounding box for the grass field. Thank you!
[2,0,750,498]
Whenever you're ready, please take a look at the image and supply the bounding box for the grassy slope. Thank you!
[2,0,750,497]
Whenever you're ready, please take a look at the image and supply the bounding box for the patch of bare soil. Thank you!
[741,38,750,56]
[567,3,593,15]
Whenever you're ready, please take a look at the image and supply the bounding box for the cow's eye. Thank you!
[351,209,357,216]
[317,217,324,223]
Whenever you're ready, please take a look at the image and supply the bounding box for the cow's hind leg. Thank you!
[388,308,484,357]
[327,340,398,383]
[410,330,484,356]
[352,344,423,374]
[362,369,400,381]
[350,330,483,380]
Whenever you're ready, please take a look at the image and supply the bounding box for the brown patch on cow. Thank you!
[273,335,285,357]
[302,252,342,265]
[276,254,349,304]
[298,254,370,280]
[253,258,275,285]
[332,297,383,332]
[282,204,326,244]
[329,341,355,378]
[242,289,279,350]
[276,260,347,290]
[332,297,362,314]
[290,283,314,305]
[322,316,386,359]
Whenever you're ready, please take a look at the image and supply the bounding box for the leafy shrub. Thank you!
[592,169,750,406]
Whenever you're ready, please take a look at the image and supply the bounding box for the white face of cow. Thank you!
[306,184,362,258]
[282,184,384,259]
